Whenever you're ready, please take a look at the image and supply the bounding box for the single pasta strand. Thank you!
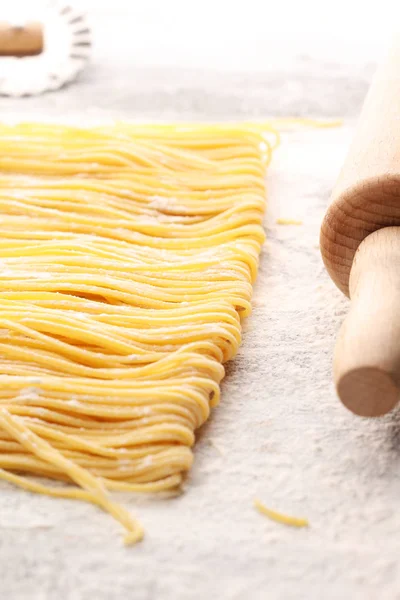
[253,498,309,528]
[276,218,303,225]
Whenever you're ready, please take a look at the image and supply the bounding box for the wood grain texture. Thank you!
[0,22,43,57]
[320,40,400,296]
[320,39,400,416]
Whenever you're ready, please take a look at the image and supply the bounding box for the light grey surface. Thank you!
[1,28,400,600]
[0,59,373,119]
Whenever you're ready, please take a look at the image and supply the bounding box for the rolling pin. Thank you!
[320,40,400,417]
[0,21,43,57]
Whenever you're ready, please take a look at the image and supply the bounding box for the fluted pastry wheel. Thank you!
[0,0,91,96]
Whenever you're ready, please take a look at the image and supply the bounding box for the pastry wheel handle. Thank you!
[0,21,43,57]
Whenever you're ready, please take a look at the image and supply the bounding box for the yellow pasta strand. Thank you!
[276,218,303,225]
[0,121,274,543]
[254,498,309,528]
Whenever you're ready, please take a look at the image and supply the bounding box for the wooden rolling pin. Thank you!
[0,21,43,57]
[320,40,400,417]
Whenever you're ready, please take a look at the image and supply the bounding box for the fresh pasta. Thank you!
[254,498,309,528]
[0,121,275,543]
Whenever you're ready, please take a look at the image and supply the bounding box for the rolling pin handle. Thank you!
[334,227,400,416]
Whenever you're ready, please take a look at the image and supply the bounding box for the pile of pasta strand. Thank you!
[0,122,275,544]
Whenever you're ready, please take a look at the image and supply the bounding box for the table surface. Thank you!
[1,20,400,600]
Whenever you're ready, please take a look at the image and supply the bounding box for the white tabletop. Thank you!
[0,4,398,599]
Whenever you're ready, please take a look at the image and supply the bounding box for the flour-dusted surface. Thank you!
[1,13,400,600]
[1,124,399,600]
